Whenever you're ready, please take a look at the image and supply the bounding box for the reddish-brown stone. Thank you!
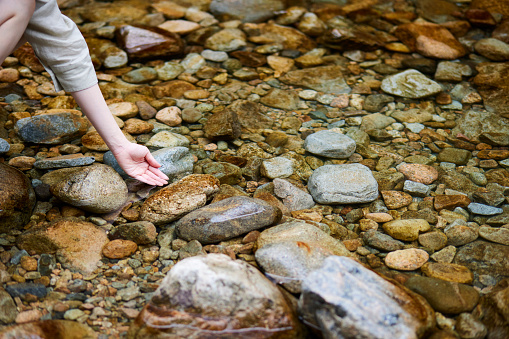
[477,149,509,160]
[434,195,471,211]
[394,22,467,59]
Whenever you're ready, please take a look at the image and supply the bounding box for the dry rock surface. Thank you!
[0,0,508,337]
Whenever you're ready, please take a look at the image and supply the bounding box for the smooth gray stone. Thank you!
[104,146,193,182]
[34,155,95,169]
[403,180,431,197]
[273,178,314,211]
[467,202,503,216]
[304,130,356,159]
[0,138,10,153]
[299,256,432,339]
[255,241,332,293]
[176,196,281,244]
[307,164,378,204]
[363,229,404,252]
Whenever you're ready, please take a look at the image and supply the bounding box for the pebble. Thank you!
[308,164,379,204]
[102,240,137,259]
[0,139,10,153]
[260,157,294,179]
[418,231,448,251]
[383,219,431,242]
[381,70,443,98]
[420,262,474,284]
[273,178,314,211]
[467,202,503,215]
[33,154,95,169]
[397,163,438,184]
[385,248,429,270]
[363,230,404,252]
[403,180,431,197]
[405,275,479,314]
[110,221,157,245]
[304,130,356,159]
[478,226,509,245]
[381,190,413,209]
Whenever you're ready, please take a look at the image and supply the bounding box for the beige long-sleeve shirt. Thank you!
[23,0,97,92]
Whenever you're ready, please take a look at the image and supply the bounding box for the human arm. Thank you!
[71,85,168,186]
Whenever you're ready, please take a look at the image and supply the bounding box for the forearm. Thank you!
[71,84,130,153]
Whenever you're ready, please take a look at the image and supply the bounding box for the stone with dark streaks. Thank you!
[176,196,281,244]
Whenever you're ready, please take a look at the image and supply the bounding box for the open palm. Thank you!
[112,143,168,186]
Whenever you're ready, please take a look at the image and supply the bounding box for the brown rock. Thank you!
[381,190,413,209]
[20,256,38,272]
[434,195,471,211]
[116,25,185,61]
[230,51,267,67]
[473,278,509,338]
[13,44,45,72]
[398,163,438,184]
[0,163,36,233]
[152,80,196,99]
[123,118,153,134]
[485,168,509,186]
[394,22,467,59]
[385,248,429,270]
[102,239,137,259]
[477,149,509,160]
[203,109,241,141]
[0,320,97,338]
[243,22,316,53]
[228,100,274,130]
[17,218,109,273]
[421,262,474,284]
[0,68,20,83]
[140,174,220,225]
[471,0,509,16]
[473,62,509,117]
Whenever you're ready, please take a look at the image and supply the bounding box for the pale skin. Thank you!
[0,0,169,186]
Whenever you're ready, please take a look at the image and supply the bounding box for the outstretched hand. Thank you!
[112,143,169,186]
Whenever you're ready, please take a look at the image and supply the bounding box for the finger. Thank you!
[144,170,168,186]
[148,166,169,181]
[145,152,161,168]
[136,173,160,186]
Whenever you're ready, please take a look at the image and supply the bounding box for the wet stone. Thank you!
[381,69,443,99]
[385,248,429,271]
[445,223,479,246]
[304,130,356,159]
[260,157,294,179]
[129,253,303,338]
[468,202,503,215]
[176,196,281,244]
[0,163,36,232]
[437,148,472,165]
[33,154,95,169]
[255,240,333,293]
[15,113,89,144]
[308,164,379,204]
[404,275,479,314]
[397,163,438,185]
[299,256,434,339]
[434,195,471,211]
[418,231,448,251]
[381,190,413,209]
[363,229,404,252]
[383,219,431,242]
[110,221,157,245]
[403,180,431,197]
[420,262,474,284]
[273,178,314,212]
[50,164,128,214]
[5,283,47,299]
[140,174,220,225]
[0,139,10,153]
[202,161,242,185]
[478,226,509,245]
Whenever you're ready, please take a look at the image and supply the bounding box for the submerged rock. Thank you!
[50,164,128,214]
[176,196,281,244]
[128,254,305,338]
[299,256,435,338]
[140,174,220,225]
[0,163,36,232]
[307,164,379,204]
[15,112,89,144]
[17,217,108,273]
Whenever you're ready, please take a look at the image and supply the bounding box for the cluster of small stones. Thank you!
[0,0,509,338]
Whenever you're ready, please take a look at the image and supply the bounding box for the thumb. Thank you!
[145,151,161,168]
